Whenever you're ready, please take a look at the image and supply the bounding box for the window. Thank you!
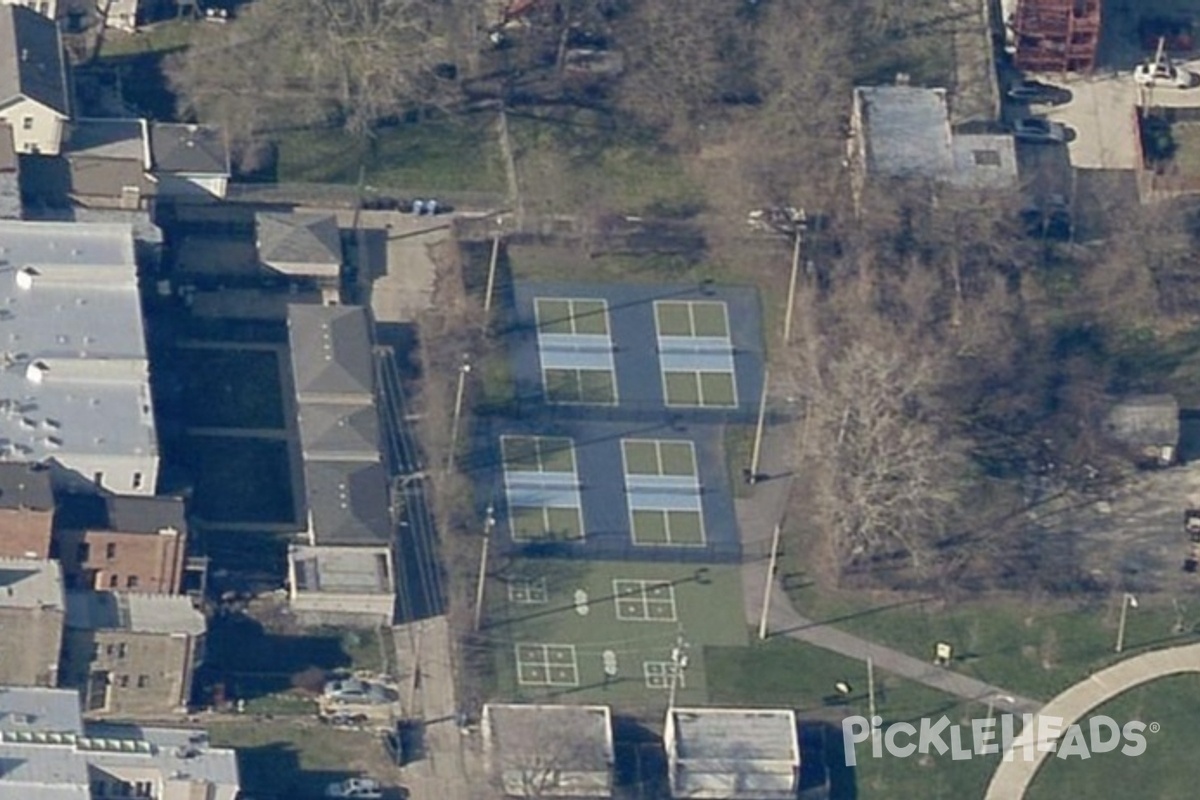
[77,543,90,563]
[118,674,129,688]
[132,472,143,490]
[21,116,32,131]
[126,575,139,589]
[135,782,152,797]
[105,543,116,559]
[136,675,149,689]
[105,643,116,657]
[91,642,100,659]
[108,574,119,588]
[117,643,127,659]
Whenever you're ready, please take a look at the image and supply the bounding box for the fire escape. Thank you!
[1012,0,1102,73]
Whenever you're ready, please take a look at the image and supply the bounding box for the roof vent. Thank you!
[25,361,48,384]
[15,267,36,291]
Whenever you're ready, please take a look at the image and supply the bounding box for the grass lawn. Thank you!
[780,575,1200,703]
[508,110,702,216]
[97,19,197,58]
[504,244,737,286]
[184,435,295,523]
[177,347,286,429]
[482,558,746,708]
[274,113,507,194]
[723,423,756,498]
[707,636,998,800]
[206,720,394,800]
[1026,674,1200,800]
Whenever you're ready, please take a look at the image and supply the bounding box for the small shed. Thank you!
[483,703,614,797]
[1104,394,1180,464]
[664,707,800,800]
[256,211,343,281]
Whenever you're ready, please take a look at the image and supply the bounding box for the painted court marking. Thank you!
[507,577,548,605]
[613,579,678,622]
[534,297,618,405]
[653,300,738,408]
[502,435,586,541]
[515,643,580,687]
[621,438,706,547]
[643,660,685,689]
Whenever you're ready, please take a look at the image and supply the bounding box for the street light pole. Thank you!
[1115,592,1139,653]
[748,369,770,486]
[472,504,496,631]
[446,357,471,473]
[484,235,502,315]
[758,523,782,640]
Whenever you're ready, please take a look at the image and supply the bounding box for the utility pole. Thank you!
[782,210,806,345]
[446,356,471,473]
[1115,592,1139,653]
[867,657,876,722]
[472,504,496,631]
[484,235,502,314]
[668,631,690,711]
[758,523,782,640]
[748,369,770,486]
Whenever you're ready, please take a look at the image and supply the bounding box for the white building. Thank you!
[287,543,395,625]
[0,221,158,495]
[483,703,615,797]
[664,708,800,800]
[147,123,230,199]
[0,5,70,154]
[0,685,240,799]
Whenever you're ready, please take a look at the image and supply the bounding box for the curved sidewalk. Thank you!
[984,643,1200,800]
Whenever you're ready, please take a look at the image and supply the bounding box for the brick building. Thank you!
[54,494,187,593]
[0,463,54,559]
[0,557,64,687]
[61,591,205,715]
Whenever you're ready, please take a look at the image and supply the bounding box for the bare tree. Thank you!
[166,0,454,162]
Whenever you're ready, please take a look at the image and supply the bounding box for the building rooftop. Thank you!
[304,459,391,546]
[0,221,156,479]
[0,462,52,510]
[0,123,19,222]
[0,557,62,610]
[298,402,381,461]
[82,723,239,787]
[484,704,614,770]
[950,134,1019,190]
[668,708,799,763]
[65,591,204,636]
[856,86,955,179]
[65,119,149,166]
[148,123,229,176]
[289,544,393,595]
[0,5,69,116]
[0,687,81,734]
[257,212,342,276]
[288,304,375,399]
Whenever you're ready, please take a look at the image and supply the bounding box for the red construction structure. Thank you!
[1011,0,1102,73]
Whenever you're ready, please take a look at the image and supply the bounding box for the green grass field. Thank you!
[1026,674,1200,800]
[483,559,747,707]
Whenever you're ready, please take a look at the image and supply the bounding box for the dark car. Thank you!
[384,719,425,767]
[1007,80,1072,106]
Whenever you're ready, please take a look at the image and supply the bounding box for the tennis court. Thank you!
[487,559,748,704]
[502,435,585,541]
[622,438,706,547]
[535,297,618,405]
[654,300,738,408]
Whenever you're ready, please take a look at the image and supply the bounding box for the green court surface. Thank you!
[535,297,610,336]
[654,300,730,338]
[485,559,747,706]
[664,370,737,407]
[543,367,617,404]
[622,439,697,477]
[510,506,584,541]
[501,435,577,473]
[631,509,705,546]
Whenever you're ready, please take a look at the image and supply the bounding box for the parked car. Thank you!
[1020,194,1072,240]
[1012,116,1067,144]
[322,678,395,706]
[1134,60,1197,88]
[324,777,383,799]
[383,719,425,766]
[1007,80,1072,105]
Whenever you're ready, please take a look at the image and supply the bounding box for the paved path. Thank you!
[984,642,1200,800]
[733,414,1041,713]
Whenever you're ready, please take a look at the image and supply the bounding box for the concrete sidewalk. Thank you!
[984,642,1200,800]
[733,416,1041,713]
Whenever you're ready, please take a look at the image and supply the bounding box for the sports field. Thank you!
[483,558,747,707]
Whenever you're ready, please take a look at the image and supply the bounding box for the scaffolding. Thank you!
[1012,0,1102,73]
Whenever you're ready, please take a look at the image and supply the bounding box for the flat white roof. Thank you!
[668,708,799,764]
[0,687,81,733]
[0,557,62,611]
[0,221,156,474]
[289,544,393,595]
[65,591,205,636]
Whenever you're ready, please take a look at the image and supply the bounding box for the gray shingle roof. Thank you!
[147,123,229,175]
[106,495,186,535]
[0,6,69,115]
[0,463,52,511]
[66,119,148,164]
[288,305,375,399]
[65,591,205,635]
[257,212,342,276]
[298,403,381,461]
[304,460,391,545]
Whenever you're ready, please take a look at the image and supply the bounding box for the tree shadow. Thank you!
[236,741,359,800]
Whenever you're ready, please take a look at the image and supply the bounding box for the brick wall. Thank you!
[56,528,186,594]
[63,628,201,715]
